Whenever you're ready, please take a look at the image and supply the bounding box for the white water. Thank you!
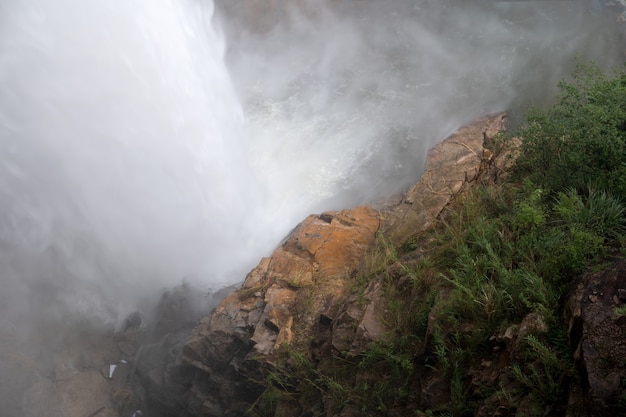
[0,1,260,323]
[0,2,625,410]
[0,0,625,414]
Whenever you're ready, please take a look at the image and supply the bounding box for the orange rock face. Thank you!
[183,207,380,384]
[181,113,510,416]
[283,206,381,277]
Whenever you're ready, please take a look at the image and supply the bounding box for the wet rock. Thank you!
[21,323,131,417]
[130,284,222,417]
[23,377,60,417]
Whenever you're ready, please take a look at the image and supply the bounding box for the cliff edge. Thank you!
[179,113,510,417]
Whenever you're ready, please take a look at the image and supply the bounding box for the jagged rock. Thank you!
[331,277,387,353]
[129,284,225,417]
[567,258,626,414]
[179,113,509,416]
[182,206,380,415]
[381,112,509,247]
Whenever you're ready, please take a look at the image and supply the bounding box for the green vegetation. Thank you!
[251,63,626,417]
[514,63,626,197]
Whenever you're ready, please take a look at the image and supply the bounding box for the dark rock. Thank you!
[567,259,626,414]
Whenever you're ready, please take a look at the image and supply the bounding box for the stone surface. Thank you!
[182,206,380,416]
[180,113,510,416]
[381,112,509,247]
[16,283,219,417]
[57,371,114,417]
[567,258,626,414]
[20,326,124,417]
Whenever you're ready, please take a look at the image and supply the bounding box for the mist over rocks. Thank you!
[175,112,511,417]
[15,282,228,417]
[13,112,510,417]
[1,0,626,415]
[216,0,626,209]
[0,0,622,337]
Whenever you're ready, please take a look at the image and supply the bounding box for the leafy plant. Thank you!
[512,334,572,407]
[514,63,626,197]
[555,187,626,241]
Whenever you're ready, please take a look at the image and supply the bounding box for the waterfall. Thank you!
[0,0,624,324]
[0,0,623,334]
[0,0,256,323]
[0,0,625,413]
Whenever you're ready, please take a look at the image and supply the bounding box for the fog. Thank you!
[0,0,625,413]
[217,0,626,216]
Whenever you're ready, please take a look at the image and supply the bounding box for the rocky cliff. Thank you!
[11,112,508,417]
[178,113,510,417]
[18,110,626,417]
[176,107,626,416]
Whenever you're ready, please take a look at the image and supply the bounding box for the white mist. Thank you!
[0,0,622,336]
[0,0,625,414]
[0,0,257,323]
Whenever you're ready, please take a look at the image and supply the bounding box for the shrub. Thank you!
[514,63,626,197]
[554,187,626,242]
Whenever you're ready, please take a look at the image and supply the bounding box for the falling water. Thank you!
[0,0,257,323]
[0,0,625,414]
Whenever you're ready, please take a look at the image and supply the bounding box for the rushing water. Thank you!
[0,1,255,322]
[0,0,625,414]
